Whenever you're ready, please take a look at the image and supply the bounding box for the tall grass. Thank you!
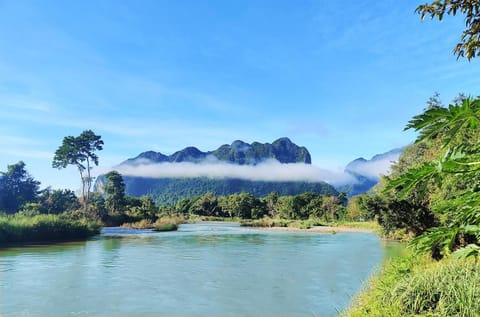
[0,214,101,244]
[344,255,480,317]
[392,259,480,316]
[121,215,184,231]
[240,217,380,230]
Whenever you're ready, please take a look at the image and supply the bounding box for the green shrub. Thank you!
[153,223,178,232]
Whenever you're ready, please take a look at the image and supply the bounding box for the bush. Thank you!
[153,223,178,232]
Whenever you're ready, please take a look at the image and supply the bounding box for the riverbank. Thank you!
[343,254,480,316]
[240,218,381,233]
[254,225,375,233]
[0,214,101,244]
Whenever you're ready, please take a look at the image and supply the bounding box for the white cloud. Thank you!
[346,151,401,179]
[109,159,357,185]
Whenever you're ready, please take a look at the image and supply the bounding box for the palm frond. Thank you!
[409,226,460,256]
[405,98,480,147]
[385,163,439,198]
[452,244,480,260]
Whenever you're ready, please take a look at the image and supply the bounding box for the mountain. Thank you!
[338,148,403,196]
[124,137,311,166]
[97,138,335,205]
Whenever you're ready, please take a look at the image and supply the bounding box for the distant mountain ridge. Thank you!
[98,138,334,205]
[339,148,403,196]
[124,137,311,166]
[97,138,404,203]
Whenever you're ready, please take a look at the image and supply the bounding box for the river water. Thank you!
[0,222,388,317]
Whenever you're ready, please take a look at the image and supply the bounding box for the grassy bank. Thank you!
[0,214,101,244]
[240,217,380,231]
[343,254,480,317]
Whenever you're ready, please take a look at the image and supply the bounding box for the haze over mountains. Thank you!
[98,138,402,204]
[339,148,403,196]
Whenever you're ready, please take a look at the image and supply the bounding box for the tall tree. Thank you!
[416,0,480,59]
[52,130,103,211]
[104,171,126,214]
[0,161,40,214]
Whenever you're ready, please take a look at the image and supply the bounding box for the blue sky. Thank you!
[0,0,478,190]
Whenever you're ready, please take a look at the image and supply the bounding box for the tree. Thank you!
[52,130,103,211]
[346,196,363,221]
[38,188,80,214]
[416,0,480,60]
[104,171,126,215]
[263,192,279,218]
[0,161,40,214]
[190,192,219,216]
[129,195,157,220]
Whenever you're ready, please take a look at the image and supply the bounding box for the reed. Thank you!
[0,214,101,243]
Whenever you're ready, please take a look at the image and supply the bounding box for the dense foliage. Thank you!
[0,161,40,214]
[104,170,126,214]
[385,97,480,258]
[118,176,338,206]
[171,191,347,221]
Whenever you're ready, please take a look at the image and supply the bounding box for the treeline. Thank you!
[171,191,348,221]
[96,170,351,225]
[118,176,339,206]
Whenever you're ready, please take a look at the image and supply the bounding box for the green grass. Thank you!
[240,217,380,231]
[330,220,381,230]
[343,254,480,317]
[0,214,101,244]
[240,217,331,228]
[152,223,178,232]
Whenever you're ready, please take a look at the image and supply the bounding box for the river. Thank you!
[0,222,390,317]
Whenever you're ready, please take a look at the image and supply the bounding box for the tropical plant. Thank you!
[388,96,480,258]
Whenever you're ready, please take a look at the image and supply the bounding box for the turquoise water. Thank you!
[0,222,385,317]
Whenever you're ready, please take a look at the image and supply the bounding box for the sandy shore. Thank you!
[255,225,375,233]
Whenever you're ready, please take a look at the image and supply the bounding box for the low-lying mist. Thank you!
[346,152,400,179]
[108,156,398,186]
